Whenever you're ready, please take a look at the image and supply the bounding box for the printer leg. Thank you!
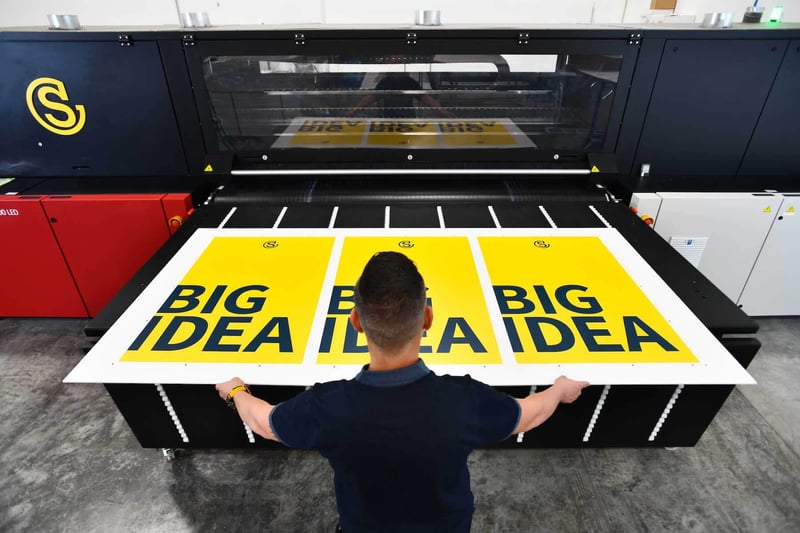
[160,448,177,461]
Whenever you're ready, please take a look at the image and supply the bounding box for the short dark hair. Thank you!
[354,252,426,352]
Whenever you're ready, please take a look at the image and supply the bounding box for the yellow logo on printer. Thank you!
[26,77,86,136]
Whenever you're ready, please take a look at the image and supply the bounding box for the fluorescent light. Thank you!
[431,63,498,73]
[501,55,558,73]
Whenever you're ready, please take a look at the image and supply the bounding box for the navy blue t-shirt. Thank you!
[269,359,521,532]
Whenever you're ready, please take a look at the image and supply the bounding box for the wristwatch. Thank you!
[226,384,251,410]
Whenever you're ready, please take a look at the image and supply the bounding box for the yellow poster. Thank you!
[478,236,698,364]
[366,120,439,146]
[274,117,535,148]
[318,237,501,365]
[121,236,334,364]
[288,119,367,146]
[440,120,518,146]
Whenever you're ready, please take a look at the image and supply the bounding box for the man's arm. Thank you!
[216,378,278,441]
[514,376,590,434]
[346,94,378,116]
[418,94,455,118]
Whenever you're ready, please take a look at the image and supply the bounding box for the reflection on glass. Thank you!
[202,53,621,153]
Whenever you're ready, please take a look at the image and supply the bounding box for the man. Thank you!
[348,72,452,119]
[217,251,588,532]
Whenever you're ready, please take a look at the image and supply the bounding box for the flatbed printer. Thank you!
[0,25,771,449]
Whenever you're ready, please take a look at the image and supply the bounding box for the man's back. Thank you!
[217,252,587,531]
[270,360,520,532]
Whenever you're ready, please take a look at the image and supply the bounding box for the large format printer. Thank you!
[3,24,799,450]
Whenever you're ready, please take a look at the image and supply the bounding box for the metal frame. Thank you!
[182,34,639,169]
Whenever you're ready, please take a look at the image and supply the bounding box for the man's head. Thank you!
[352,251,429,353]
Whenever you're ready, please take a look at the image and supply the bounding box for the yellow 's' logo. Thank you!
[26,77,86,136]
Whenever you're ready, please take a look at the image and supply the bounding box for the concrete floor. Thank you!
[1,317,798,532]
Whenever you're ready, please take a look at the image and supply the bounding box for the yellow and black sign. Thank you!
[63,230,756,386]
[317,236,501,365]
[273,117,535,149]
[440,121,519,147]
[121,236,334,364]
[478,236,697,364]
[26,77,86,136]
[116,234,698,366]
[367,120,439,147]
[289,119,368,146]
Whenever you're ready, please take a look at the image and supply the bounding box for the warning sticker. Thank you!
[121,236,334,364]
[478,236,697,364]
[317,236,501,365]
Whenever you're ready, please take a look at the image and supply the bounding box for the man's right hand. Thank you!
[514,376,591,433]
[554,376,590,404]
[216,377,246,401]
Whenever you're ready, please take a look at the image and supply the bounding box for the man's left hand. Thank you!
[216,377,246,400]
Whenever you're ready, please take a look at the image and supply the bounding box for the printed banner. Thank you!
[62,228,755,385]
[478,236,698,364]
[271,117,534,149]
[366,120,439,147]
[121,236,334,364]
[317,236,501,365]
[287,119,368,146]
[440,120,521,147]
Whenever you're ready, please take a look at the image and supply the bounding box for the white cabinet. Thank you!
[630,192,798,316]
[738,194,800,316]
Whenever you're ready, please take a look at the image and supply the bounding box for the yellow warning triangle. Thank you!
[591,165,600,173]
[204,164,214,172]
[788,205,795,213]
[763,206,772,213]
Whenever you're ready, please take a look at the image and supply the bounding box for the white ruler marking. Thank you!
[272,206,288,228]
[648,385,685,442]
[539,206,557,228]
[328,206,339,229]
[588,205,612,228]
[488,205,502,228]
[155,384,189,443]
[582,385,611,443]
[243,421,256,444]
[217,207,237,229]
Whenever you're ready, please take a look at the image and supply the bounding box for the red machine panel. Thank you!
[42,194,172,317]
[161,193,193,235]
[0,196,88,317]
